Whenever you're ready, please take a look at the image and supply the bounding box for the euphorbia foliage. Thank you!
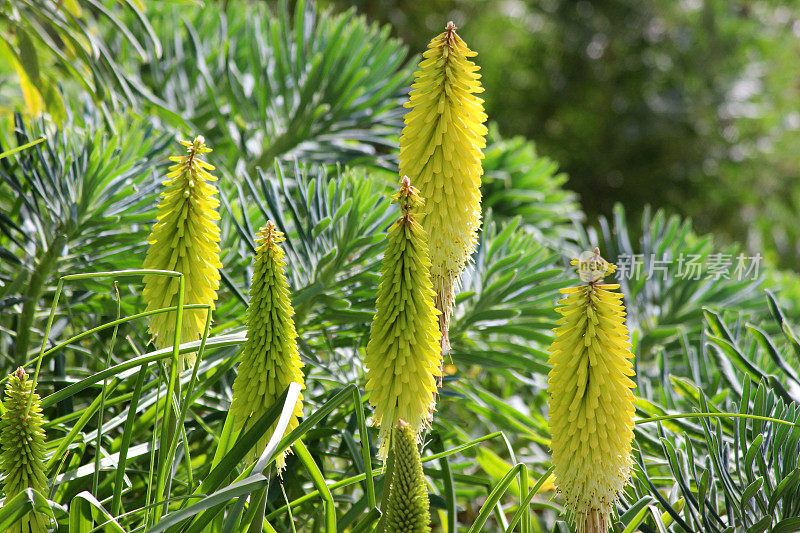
[142,136,221,369]
[365,176,441,456]
[1,368,49,533]
[399,21,488,351]
[229,222,304,469]
[547,249,637,533]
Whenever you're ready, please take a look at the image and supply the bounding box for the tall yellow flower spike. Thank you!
[365,176,442,457]
[229,222,304,470]
[547,248,636,533]
[142,136,221,370]
[399,21,487,352]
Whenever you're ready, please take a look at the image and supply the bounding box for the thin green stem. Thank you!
[154,273,185,523]
[112,362,149,517]
[635,412,798,427]
[93,281,122,495]
[504,465,555,533]
[0,136,46,160]
[294,441,336,532]
[352,388,376,509]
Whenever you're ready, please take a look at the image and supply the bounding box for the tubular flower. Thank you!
[365,176,442,457]
[377,420,431,533]
[547,248,636,533]
[1,368,49,533]
[398,21,487,351]
[142,136,221,370]
[229,222,304,470]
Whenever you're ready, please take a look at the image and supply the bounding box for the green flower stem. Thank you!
[504,465,557,533]
[93,281,122,495]
[153,273,184,524]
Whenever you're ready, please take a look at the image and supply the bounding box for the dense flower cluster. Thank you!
[1,367,49,533]
[142,136,221,369]
[547,249,636,533]
[229,222,304,469]
[376,420,431,533]
[365,177,442,456]
[399,22,487,351]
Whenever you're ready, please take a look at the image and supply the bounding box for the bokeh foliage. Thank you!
[332,0,800,269]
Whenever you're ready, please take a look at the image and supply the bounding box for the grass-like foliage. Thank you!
[0,1,798,532]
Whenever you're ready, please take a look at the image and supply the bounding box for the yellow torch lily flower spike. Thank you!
[229,222,304,470]
[1,368,49,533]
[142,136,221,370]
[399,21,487,352]
[547,248,636,533]
[365,176,441,457]
[375,420,431,533]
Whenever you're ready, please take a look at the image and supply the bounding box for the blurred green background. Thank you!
[326,0,800,269]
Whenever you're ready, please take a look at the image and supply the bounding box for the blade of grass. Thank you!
[153,272,185,523]
[467,463,525,533]
[266,432,504,519]
[149,475,269,533]
[505,465,555,533]
[432,434,456,533]
[111,361,150,517]
[93,281,122,495]
[294,440,336,532]
[0,136,46,159]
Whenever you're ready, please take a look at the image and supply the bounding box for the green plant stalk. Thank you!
[504,465,556,533]
[167,308,212,500]
[432,435,456,533]
[153,274,184,524]
[294,441,336,532]
[353,388,376,509]
[112,361,149,517]
[374,437,396,533]
[15,233,66,363]
[467,464,526,533]
[93,281,122,495]
[519,463,530,533]
[145,362,164,528]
